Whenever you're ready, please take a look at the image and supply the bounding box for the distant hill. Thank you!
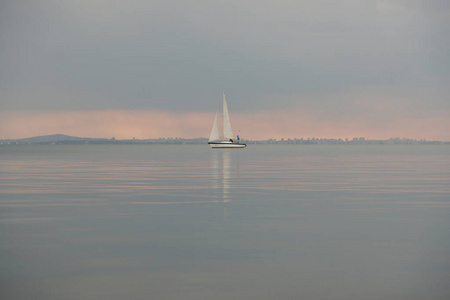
[15,134,85,143]
[0,134,106,145]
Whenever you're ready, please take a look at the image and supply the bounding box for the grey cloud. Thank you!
[0,0,448,113]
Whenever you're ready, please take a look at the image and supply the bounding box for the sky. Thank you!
[1,0,449,140]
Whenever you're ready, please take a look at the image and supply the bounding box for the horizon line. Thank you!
[1,134,449,143]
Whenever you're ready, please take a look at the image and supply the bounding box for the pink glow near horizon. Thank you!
[1,109,449,141]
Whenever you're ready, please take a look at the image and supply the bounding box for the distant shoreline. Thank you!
[1,134,448,145]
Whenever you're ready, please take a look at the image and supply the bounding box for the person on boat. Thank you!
[229,139,233,143]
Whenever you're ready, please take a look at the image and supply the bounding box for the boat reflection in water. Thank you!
[210,150,233,203]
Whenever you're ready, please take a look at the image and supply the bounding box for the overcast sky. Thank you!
[1,0,449,139]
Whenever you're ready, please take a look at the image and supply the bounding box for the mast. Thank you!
[222,91,234,140]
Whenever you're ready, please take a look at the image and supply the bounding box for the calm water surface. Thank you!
[1,145,449,300]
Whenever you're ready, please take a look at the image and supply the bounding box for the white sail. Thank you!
[222,92,234,140]
[208,91,246,148]
[209,112,220,142]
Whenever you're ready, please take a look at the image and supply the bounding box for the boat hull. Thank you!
[208,142,247,148]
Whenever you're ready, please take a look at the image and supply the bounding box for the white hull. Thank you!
[209,142,246,148]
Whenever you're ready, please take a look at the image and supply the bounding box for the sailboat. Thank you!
[208,92,247,148]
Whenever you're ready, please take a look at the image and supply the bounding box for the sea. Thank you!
[1,144,449,300]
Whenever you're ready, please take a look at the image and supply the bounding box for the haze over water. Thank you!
[1,144,449,300]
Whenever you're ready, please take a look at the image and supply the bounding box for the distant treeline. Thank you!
[245,137,447,145]
[1,135,448,145]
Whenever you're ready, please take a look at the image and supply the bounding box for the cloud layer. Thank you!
[0,0,448,139]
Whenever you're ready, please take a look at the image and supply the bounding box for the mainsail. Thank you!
[222,92,234,140]
[209,112,220,142]
[209,92,234,141]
